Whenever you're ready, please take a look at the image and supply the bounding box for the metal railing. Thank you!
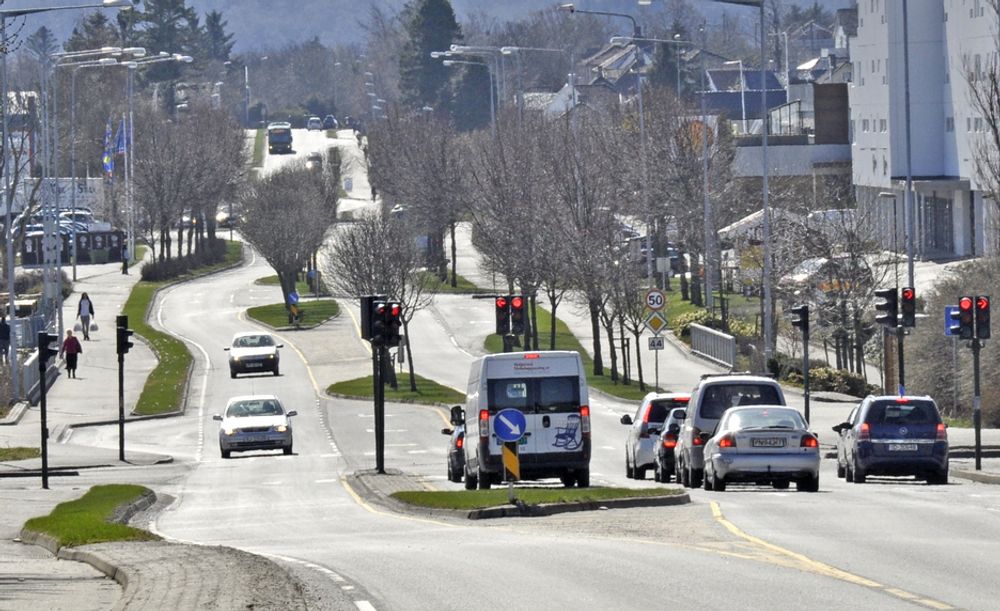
[690,323,736,368]
[12,315,49,350]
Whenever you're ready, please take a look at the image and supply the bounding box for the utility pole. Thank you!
[116,315,133,462]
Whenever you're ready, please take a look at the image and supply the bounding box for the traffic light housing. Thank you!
[957,295,975,339]
[976,295,991,340]
[370,301,388,345]
[510,295,525,335]
[360,295,386,341]
[384,301,402,347]
[874,288,898,328]
[37,331,58,369]
[789,303,809,333]
[116,315,134,355]
[900,287,916,328]
[495,296,510,335]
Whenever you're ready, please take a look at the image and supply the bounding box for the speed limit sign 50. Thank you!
[645,289,665,311]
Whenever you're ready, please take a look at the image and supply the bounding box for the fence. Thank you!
[690,323,736,368]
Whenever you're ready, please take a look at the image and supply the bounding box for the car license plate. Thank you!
[246,362,262,368]
[888,443,918,451]
[752,438,786,448]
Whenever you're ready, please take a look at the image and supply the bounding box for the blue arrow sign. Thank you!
[944,305,959,336]
[493,408,526,443]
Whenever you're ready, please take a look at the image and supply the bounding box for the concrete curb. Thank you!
[324,391,457,409]
[952,469,1000,484]
[0,401,30,425]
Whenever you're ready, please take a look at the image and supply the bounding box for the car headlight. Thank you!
[232,356,240,362]
[275,424,288,433]
[223,428,236,436]
[268,354,275,360]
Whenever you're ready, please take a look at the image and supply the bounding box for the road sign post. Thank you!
[494,408,526,503]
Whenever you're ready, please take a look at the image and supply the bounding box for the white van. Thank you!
[463,351,591,489]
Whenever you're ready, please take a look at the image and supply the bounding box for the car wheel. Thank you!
[653,461,662,482]
[221,448,230,459]
[852,458,867,484]
[661,463,672,484]
[680,457,691,488]
[690,467,703,488]
[796,474,819,492]
[477,467,491,490]
[703,466,714,491]
[625,450,634,479]
[576,468,590,488]
[772,480,790,490]
[714,473,726,492]
[927,468,948,485]
[836,460,846,479]
[845,459,855,483]
[447,463,453,481]
[283,444,293,456]
[273,364,280,376]
[230,370,237,379]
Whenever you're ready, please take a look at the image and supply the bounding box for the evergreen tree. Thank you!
[134,0,201,82]
[452,63,491,132]
[65,13,119,52]
[26,27,59,63]
[204,10,235,62]
[648,23,697,99]
[398,0,461,114]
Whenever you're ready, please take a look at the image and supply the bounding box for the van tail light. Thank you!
[456,435,464,449]
[479,409,490,439]
[859,422,870,441]
[580,405,591,436]
[718,434,736,449]
[936,423,947,441]
[662,434,677,449]
[692,427,704,446]
[800,434,818,448]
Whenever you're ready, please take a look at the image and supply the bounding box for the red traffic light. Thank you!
[960,296,974,311]
[901,287,914,301]
[495,297,507,309]
[390,303,401,317]
[977,296,990,311]
[511,296,524,309]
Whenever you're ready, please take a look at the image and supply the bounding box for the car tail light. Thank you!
[936,423,947,441]
[718,434,736,448]
[800,434,818,448]
[859,422,870,441]
[640,406,650,438]
[479,409,490,439]
[663,434,677,449]
[896,397,909,403]
[692,427,704,446]
[580,405,591,436]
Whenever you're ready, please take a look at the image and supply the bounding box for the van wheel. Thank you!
[576,468,590,488]
[635,467,646,480]
[477,467,492,490]
[560,474,575,488]
[464,468,477,490]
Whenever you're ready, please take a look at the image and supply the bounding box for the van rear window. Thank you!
[489,377,580,414]
[699,384,782,419]
[865,400,940,425]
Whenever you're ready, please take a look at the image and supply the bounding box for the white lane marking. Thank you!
[315,478,339,483]
[365,429,406,433]
[341,586,355,591]
[407,450,429,454]
[386,443,418,447]
[320,453,340,458]
[600,445,616,450]
[261,481,283,486]
[355,602,377,611]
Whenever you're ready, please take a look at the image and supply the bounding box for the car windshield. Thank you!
[234,335,274,348]
[226,399,283,418]
[865,400,940,425]
[699,383,782,419]
[724,408,804,430]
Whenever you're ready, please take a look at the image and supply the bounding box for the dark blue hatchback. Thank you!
[833,396,949,485]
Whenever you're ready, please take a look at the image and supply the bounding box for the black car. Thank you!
[655,407,687,482]
[441,405,465,483]
[833,395,949,484]
[323,114,338,130]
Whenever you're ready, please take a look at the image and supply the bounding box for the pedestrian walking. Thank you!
[59,329,83,378]
[0,314,9,364]
[78,292,95,340]
[121,243,129,275]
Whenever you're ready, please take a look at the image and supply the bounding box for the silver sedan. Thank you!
[703,406,820,492]
[214,395,297,458]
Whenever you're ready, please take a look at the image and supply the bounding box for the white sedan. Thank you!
[214,395,297,458]
[703,406,820,492]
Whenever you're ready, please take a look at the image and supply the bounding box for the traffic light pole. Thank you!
[802,322,810,424]
[374,344,385,474]
[38,350,49,490]
[118,343,125,462]
[973,338,982,471]
[896,326,905,395]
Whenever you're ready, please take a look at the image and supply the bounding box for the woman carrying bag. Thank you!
[77,292,95,340]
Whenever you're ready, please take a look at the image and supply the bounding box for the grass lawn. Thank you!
[253,274,328,296]
[328,372,465,405]
[127,241,243,416]
[247,299,339,328]
[421,271,487,294]
[24,484,159,548]
[252,128,265,166]
[0,446,40,461]
[392,487,683,510]
[484,306,658,401]
[130,245,149,269]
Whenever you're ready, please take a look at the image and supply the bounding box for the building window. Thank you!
[975,117,985,132]
[863,119,870,132]
[946,116,954,132]
[880,119,887,132]
[968,117,973,132]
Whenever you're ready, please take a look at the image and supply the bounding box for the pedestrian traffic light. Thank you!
[116,315,134,355]
[957,295,975,340]
[976,295,991,340]
[510,295,525,335]
[874,288,898,327]
[495,296,510,335]
[900,287,916,328]
[37,331,58,368]
[789,303,809,333]
[371,301,387,345]
[384,301,402,347]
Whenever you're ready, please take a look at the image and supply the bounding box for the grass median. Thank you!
[328,372,464,405]
[392,487,682,510]
[253,274,329,296]
[127,241,243,416]
[422,272,487,294]
[247,299,339,328]
[0,446,40,461]
[24,484,159,547]
[252,128,265,166]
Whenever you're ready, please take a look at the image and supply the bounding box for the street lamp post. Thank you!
[723,59,748,134]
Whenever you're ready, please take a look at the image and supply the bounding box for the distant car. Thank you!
[216,210,239,228]
[225,332,283,378]
[834,395,949,484]
[441,406,465,483]
[323,115,338,129]
[779,255,873,302]
[620,392,690,480]
[703,405,820,492]
[213,395,296,458]
[305,151,323,170]
[654,407,687,482]
[307,116,323,131]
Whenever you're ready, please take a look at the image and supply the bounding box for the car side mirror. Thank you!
[286,411,297,417]
[620,415,633,425]
[441,427,453,435]
[449,405,465,426]
[223,347,230,351]
[277,344,284,348]
[832,422,849,433]
[212,414,223,421]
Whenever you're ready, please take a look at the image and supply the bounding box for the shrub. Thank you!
[786,366,878,397]
[141,239,228,282]
[670,310,715,339]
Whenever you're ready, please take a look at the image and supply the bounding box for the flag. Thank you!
[114,118,127,157]
[102,117,114,178]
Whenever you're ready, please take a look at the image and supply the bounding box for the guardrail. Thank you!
[690,323,736,368]
[12,315,48,350]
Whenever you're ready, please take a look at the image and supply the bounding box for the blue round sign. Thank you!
[493,408,527,443]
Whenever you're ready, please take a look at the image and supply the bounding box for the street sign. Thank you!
[645,288,666,311]
[945,305,959,336]
[493,408,526,443]
[648,336,665,350]
[502,442,520,481]
[644,311,668,335]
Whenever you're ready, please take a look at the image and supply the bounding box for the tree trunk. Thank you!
[679,255,690,301]
[690,257,703,307]
[176,224,183,259]
[604,316,618,383]
[404,320,417,391]
[449,221,457,288]
[618,316,630,384]
[632,328,646,391]
[529,293,539,350]
[277,269,295,323]
[588,297,604,376]
[158,228,167,262]
[548,301,558,350]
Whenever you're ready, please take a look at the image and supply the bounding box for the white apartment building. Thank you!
[851,0,998,259]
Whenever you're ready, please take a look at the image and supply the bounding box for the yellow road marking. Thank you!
[340,476,454,527]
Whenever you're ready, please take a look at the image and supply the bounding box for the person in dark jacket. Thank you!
[59,329,83,378]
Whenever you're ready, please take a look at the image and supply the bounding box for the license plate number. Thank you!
[247,435,266,442]
[752,438,785,448]
[888,443,918,451]
[246,362,263,368]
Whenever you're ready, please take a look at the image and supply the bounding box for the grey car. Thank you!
[215,395,297,458]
